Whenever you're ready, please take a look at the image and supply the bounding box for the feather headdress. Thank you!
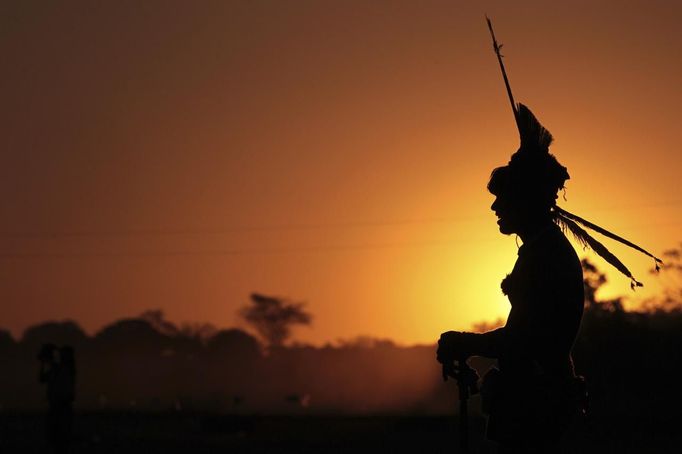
[517,103,553,152]
[486,17,662,288]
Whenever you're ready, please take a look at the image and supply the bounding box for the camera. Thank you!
[37,343,57,362]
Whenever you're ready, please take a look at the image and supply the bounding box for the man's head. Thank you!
[485,104,570,235]
[488,150,569,235]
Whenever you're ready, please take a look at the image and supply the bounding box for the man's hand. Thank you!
[436,331,478,363]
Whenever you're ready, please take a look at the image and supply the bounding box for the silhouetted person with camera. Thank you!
[38,344,76,454]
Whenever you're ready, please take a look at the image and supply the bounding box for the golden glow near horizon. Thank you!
[0,1,680,345]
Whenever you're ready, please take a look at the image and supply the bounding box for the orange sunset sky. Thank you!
[1,1,680,345]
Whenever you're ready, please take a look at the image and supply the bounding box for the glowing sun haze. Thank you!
[1,1,680,345]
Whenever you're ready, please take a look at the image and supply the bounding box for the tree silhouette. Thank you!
[239,293,311,347]
[21,320,87,348]
[640,244,682,312]
[0,329,15,354]
[582,258,606,308]
[581,258,625,313]
[207,328,261,358]
[94,318,171,355]
[139,310,180,336]
[139,309,216,349]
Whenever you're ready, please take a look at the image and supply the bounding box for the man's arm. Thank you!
[437,327,506,361]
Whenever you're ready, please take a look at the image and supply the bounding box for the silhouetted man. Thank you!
[38,344,76,453]
[436,93,663,452]
[438,18,664,453]
[437,105,585,453]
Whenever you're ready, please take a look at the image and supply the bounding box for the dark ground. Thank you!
[1,410,679,454]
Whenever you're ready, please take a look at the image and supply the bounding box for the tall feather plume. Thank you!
[554,212,643,289]
[517,103,553,152]
[555,205,663,270]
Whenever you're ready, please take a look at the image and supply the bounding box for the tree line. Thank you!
[1,245,680,422]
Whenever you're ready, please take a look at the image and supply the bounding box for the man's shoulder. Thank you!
[528,226,582,272]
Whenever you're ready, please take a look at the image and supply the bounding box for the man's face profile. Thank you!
[491,192,519,235]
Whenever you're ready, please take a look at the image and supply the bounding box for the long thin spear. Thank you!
[485,16,520,129]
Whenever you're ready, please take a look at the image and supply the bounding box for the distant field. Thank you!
[0,412,678,453]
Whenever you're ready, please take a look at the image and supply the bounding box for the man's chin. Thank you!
[497,221,514,235]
